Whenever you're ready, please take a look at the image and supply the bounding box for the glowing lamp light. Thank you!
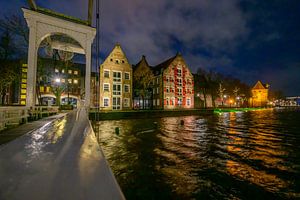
[229,99,233,104]
[55,78,61,83]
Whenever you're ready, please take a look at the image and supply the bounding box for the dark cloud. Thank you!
[1,0,300,95]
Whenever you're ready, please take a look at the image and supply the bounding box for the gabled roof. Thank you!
[133,55,151,71]
[152,53,187,74]
[102,43,129,65]
[252,80,268,90]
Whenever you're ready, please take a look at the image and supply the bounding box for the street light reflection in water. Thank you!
[93,109,300,199]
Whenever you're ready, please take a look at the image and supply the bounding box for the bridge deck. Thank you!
[0,109,124,200]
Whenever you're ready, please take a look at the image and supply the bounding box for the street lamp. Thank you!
[55,78,61,83]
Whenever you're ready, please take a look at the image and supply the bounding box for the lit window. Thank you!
[153,99,156,106]
[125,72,130,80]
[113,71,121,82]
[74,70,78,75]
[73,79,78,84]
[124,84,130,93]
[124,98,130,107]
[68,70,72,74]
[61,79,65,83]
[156,77,159,84]
[68,79,72,84]
[178,98,182,106]
[104,70,110,78]
[157,99,160,106]
[62,69,65,73]
[40,86,44,92]
[55,68,59,73]
[104,83,109,92]
[103,98,109,107]
[156,87,159,94]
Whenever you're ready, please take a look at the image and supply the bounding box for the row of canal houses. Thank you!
[99,44,194,110]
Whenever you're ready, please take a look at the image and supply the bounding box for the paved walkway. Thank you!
[0,109,125,200]
[0,113,66,145]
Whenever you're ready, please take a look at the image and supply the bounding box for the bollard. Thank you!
[180,120,184,125]
[115,127,120,135]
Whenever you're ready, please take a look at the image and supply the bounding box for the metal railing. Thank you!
[0,106,59,131]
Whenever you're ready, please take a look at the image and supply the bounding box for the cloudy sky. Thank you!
[1,0,300,95]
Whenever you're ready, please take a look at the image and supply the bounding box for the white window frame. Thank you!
[104,70,110,78]
[178,88,182,95]
[103,83,110,92]
[177,78,182,86]
[177,68,182,77]
[124,84,130,93]
[187,98,191,106]
[113,71,122,82]
[103,98,110,107]
[123,98,130,107]
[124,72,130,80]
[113,83,122,95]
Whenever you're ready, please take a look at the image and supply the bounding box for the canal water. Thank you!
[92,108,300,199]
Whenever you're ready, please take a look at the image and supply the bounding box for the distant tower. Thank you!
[251,81,269,107]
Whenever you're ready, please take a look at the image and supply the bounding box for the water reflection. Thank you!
[93,109,300,199]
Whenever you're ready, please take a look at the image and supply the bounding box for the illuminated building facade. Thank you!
[152,53,194,109]
[250,80,269,107]
[99,44,132,110]
[37,59,84,106]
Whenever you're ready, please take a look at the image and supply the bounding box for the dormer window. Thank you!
[115,59,120,64]
[122,60,125,63]
[110,58,113,62]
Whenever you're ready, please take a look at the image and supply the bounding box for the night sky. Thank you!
[1,0,300,96]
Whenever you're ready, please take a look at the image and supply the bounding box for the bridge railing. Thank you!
[0,106,59,131]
